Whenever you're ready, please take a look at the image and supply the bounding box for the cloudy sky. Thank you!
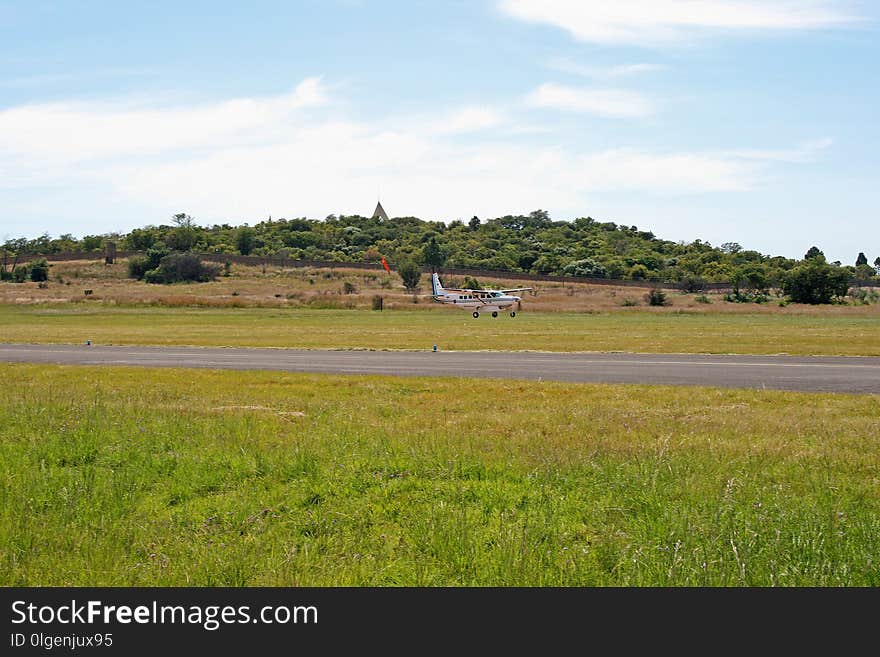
[1,1,877,262]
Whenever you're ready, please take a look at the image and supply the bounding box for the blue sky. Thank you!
[1,0,877,263]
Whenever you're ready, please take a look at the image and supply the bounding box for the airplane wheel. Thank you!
[492,311,498,318]
[510,311,516,318]
[472,312,480,318]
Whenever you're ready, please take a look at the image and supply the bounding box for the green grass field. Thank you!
[2,305,879,355]
[2,363,878,586]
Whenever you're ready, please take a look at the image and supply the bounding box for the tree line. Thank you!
[2,210,877,304]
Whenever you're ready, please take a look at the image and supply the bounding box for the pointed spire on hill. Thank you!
[372,200,389,221]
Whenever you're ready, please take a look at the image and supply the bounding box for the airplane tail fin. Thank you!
[431,272,444,296]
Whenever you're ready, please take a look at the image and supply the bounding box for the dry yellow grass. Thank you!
[3,258,879,316]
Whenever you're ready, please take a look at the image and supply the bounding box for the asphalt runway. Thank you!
[1,343,878,393]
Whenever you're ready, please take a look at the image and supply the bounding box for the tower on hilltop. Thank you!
[371,200,389,221]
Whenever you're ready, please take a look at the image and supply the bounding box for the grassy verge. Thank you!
[1,363,878,585]
[2,305,879,355]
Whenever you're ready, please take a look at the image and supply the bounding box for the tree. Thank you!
[236,227,257,255]
[563,259,606,278]
[854,264,876,284]
[126,228,156,251]
[166,226,198,251]
[720,242,742,254]
[855,252,868,267]
[875,257,880,275]
[731,265,768,296]
[469,216,481,231]
[2,237,28,277]
[421,236,446,269]
[81,235,104,252]
[172,213,195,228]
[804,246,825,261]
[782,260,851,304]
[397,259,422,292]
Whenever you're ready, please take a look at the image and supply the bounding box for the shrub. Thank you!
[29,258,49,282]
[143,253,221,284]
[645,288,668,306]
[128,244,170,280]
[398,259,422,292]
[127,256,152,280]
[678,275,707,293]
[620,297,639,307]
[725,291,770,304]
[695,294,711,304]
[12,266,29,283]
[850,288,879,305]
[462,276,481,290]
[343,281,357,294]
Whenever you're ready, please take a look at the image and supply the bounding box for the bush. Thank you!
[645,288,668,306]
[782,261,851,304]
[678,275,707,293]
[462,276,481,290]
[851,288,879,305]
[12,266,29,283]
[128,244,171,280]
[725,291,770,304]
[143,253,221,284]
[343,281,357,294]
[397,259,422,292]
[127,256,152,279]
[29,258,49,282]
[695,294,712,304]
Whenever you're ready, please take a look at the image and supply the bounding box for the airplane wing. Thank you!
[499,287,532,293]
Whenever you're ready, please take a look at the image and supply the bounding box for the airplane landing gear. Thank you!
[491,311,498,318]
[472,311,480,318]
[509,311,516,317]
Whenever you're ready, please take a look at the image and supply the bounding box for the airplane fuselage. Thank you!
[429,272,528,318]
[435,291,520,313]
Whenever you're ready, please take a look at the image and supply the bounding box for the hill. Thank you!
[3,210,878,291]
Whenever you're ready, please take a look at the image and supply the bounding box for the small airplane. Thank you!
[429,272,532,318]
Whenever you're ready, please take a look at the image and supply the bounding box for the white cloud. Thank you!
[527,83,654,118]
[0,77,826,229]
[729,137,833,163]
[0,77,326,163]
[574,149,752,192]
[549,58,664,79]
[499,0,857,45]
[431,106,507,135]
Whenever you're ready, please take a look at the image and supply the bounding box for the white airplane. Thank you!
[430,272,532,318]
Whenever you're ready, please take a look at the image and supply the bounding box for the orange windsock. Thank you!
[381,256,391,274]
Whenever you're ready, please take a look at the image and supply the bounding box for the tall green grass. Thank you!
[1,364,878,585]
[1,305,879,355]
